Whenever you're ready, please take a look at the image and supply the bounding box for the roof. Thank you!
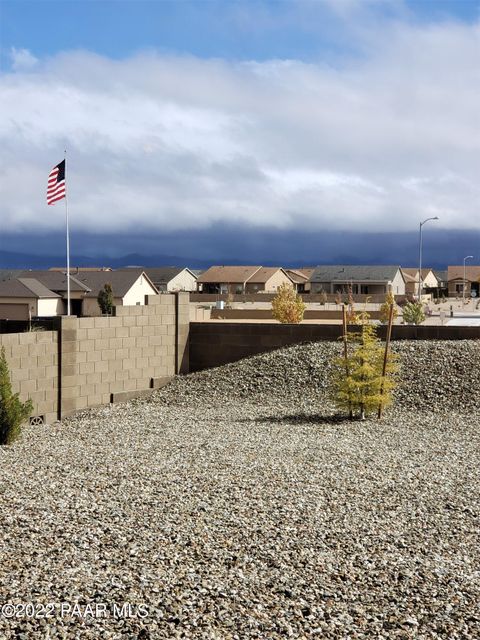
[284,269,310,284]
[434,270,448,283]
[0,278,60,299]
[447,265,480,282]
[145,267,196,285]
[401,268,436,281]
[247,267,290,284]
[19,270,91,293]
[197,266,262,284]
[0,269,22,282]
[49,267,113,272]
[311,265,403,283]
[74,269,158,298]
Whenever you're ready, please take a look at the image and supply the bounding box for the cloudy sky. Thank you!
[1,0,479,264]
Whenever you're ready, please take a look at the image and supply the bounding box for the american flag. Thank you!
[47,159,66,205]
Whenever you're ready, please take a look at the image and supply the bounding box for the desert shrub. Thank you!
[271,284,306,324]
[333,322,397,420]
[402,301,425,325]
[0,347,33,445]
[98,283,114,315]
[379,292,398,324]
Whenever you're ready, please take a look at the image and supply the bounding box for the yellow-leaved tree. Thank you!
[333,317,397,420]
[379,291,398,324]
[271,284,306,324]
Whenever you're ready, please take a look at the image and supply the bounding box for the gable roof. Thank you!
[311,265,403,283]
[74,269,158,298]
[144,267,196,285]
[247,267,291,284]
[0,278,60,299]
[19,270,91,293]
[0,269,23,282]
[447,265,480,282]
[284,268,310,284]
[197,266,262,284]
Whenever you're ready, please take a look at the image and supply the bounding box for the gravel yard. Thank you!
[0,341,479,638]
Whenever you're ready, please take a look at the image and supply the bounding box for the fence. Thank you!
[189,322,480,372]
[0,293,189,424]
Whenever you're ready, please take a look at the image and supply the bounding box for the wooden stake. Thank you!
[378,302,395,419]
[342,305,353,419]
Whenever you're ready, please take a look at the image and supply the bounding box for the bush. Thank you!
[379,292,398,324]
[333,321,397,420]
[0,347,33,445]
[98,282,114,315]
[402,301,425,325]
[272,284,306,324]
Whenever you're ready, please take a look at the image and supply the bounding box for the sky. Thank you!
[1,0,480,265]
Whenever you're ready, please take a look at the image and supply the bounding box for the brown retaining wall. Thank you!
[189,322,480,372]
[210,309,383,320]
[0,293,189,424]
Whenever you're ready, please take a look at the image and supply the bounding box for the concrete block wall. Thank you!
[1,293,189,424]
[0,330,58,425]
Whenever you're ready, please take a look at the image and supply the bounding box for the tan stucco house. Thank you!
[244,268,294,293]
[0,278,63,320]
[401,268,439,296]
[447,265,480,298]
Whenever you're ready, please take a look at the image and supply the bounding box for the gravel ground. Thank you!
[0,341,479,638]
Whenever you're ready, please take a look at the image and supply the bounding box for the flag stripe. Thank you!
[47,160,66,205]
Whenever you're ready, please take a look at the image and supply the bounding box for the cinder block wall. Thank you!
[1,293,189,424]
[0,330,58,424]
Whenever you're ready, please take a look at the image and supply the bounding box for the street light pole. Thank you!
[418,217,439,300]
[463,255,473,306]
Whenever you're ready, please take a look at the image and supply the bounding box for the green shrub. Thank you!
[97,282,114,315]
[0,347,33,445]
[402,301,425,325]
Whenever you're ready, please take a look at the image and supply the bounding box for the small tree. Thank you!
[97,282,114,315]
[333,320,397,420]
[0,347,33,445]
[272,284,306,324]
[379,291,398,324]
[402,301,425,325]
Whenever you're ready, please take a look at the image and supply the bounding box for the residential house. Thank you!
[19,270,92,316]
[244,268,294,293]
[144,267,198,292]
[0,278,63,320]
[401,268,439,297]
[18,269,158,316]
[197,266,263,294]
[310,265,406,296]
[74,269,158,315]
[447,265,480,298]
[283,269,314,293]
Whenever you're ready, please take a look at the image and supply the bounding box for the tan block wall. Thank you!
[0,330,58,425]
[1,293,189,424]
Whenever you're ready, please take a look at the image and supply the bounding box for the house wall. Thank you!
[122,274,158,306]
[245,270,293,293]
[168,270,197,292]
[37,298,64,316]
[391,270,406,295]
[0,293,189,424]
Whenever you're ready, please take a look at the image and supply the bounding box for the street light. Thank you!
[463,255,473,305]
[418,217,439,300]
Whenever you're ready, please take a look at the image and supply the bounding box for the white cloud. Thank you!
[1,17,480,235]
[9,47,38,71]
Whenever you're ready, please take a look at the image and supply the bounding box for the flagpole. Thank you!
[64,149,71,316]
